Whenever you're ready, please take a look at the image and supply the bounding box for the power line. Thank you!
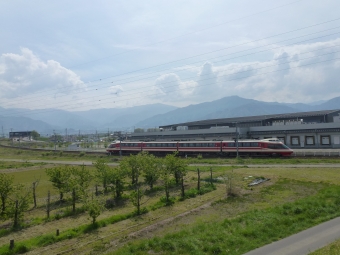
[2,51,339,118]
[3,23,340,109]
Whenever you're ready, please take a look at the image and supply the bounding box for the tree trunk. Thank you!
[181,176,185,198]
[1,196,5,214]
[47,191,50,218]
[13,200,18,228]
[72,188,76,213]
[197,168,201,191]
[33,182,37,208]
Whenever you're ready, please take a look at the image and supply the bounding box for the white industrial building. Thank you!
[130,109,340,149]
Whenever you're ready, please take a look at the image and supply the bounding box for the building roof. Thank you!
[159,109,340,128]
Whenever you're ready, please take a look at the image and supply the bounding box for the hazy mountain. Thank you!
[0,96,339,135]
[135,96,340,127]
[0,115,55,134]
[0,103,177,135]
[74,104,177,129]
[314,96,340,110]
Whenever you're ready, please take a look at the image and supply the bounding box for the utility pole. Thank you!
[236,123,239,158]
[53,130,56,152]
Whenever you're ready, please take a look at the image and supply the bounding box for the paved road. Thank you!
[243,216,340,255]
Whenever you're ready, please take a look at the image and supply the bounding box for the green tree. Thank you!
[142,153,159,190]
[0,173,14,215]
[94,159,111,193]
[107,166,126,200]
[46,166,71,201]
[69,165,93,213]
[31,130,40,140]
[86,197,103,225]
[134,128,144,133]
[163,152,188,200]
[160,157,173,203]
[120,154,140,185]
[120,152,150,214]
[6,184,30,228]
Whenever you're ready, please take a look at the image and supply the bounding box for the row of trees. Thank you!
[0,152,190,227]
[46,152,188,217]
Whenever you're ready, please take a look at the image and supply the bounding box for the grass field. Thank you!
[1,147,340,254]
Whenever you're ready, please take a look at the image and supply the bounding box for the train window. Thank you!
[243,142,250,147]
[267,144,276,149]
[228,143,236,147]
[250,142,259,147]
[267,144,286,149]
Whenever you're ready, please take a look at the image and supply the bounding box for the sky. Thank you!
[1,0,340,112]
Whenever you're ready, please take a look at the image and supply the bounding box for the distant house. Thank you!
[9,131,32,140]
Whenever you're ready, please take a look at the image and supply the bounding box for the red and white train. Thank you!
[106,138,293,157]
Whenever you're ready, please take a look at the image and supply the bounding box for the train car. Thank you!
[142,141,178,154]
[177,141,221,155]
[107,141,142,155]
[106,138,293,157]
[222,139,293,157]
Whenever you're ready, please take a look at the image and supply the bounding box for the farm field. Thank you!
[1,147,340,254]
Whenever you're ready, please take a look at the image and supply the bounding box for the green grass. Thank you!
[310,238,340,255]
[0,145,110,161]
[112,184,340,255]
[0,161,46,170]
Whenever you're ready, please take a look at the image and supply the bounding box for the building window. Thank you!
[305,136,315,145]
[321,135,330,145]
[291,136,300,146]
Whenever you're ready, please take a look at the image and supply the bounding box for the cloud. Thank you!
[0,48,85,98]
[108,85,123,95]
[149,39,340,105]
[153,73,196,102]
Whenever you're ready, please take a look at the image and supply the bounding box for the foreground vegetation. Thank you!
[1,147,340,254]
[113,182,340,255]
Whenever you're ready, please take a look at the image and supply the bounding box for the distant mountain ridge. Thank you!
[0,96,339,135]
[134,96,340,127]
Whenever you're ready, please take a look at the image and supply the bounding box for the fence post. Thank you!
[56,229,59,236]
[10,240,14,250]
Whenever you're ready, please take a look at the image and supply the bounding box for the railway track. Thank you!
[1,144,340,158]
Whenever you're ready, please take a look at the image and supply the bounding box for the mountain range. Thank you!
[0,96,339,136]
